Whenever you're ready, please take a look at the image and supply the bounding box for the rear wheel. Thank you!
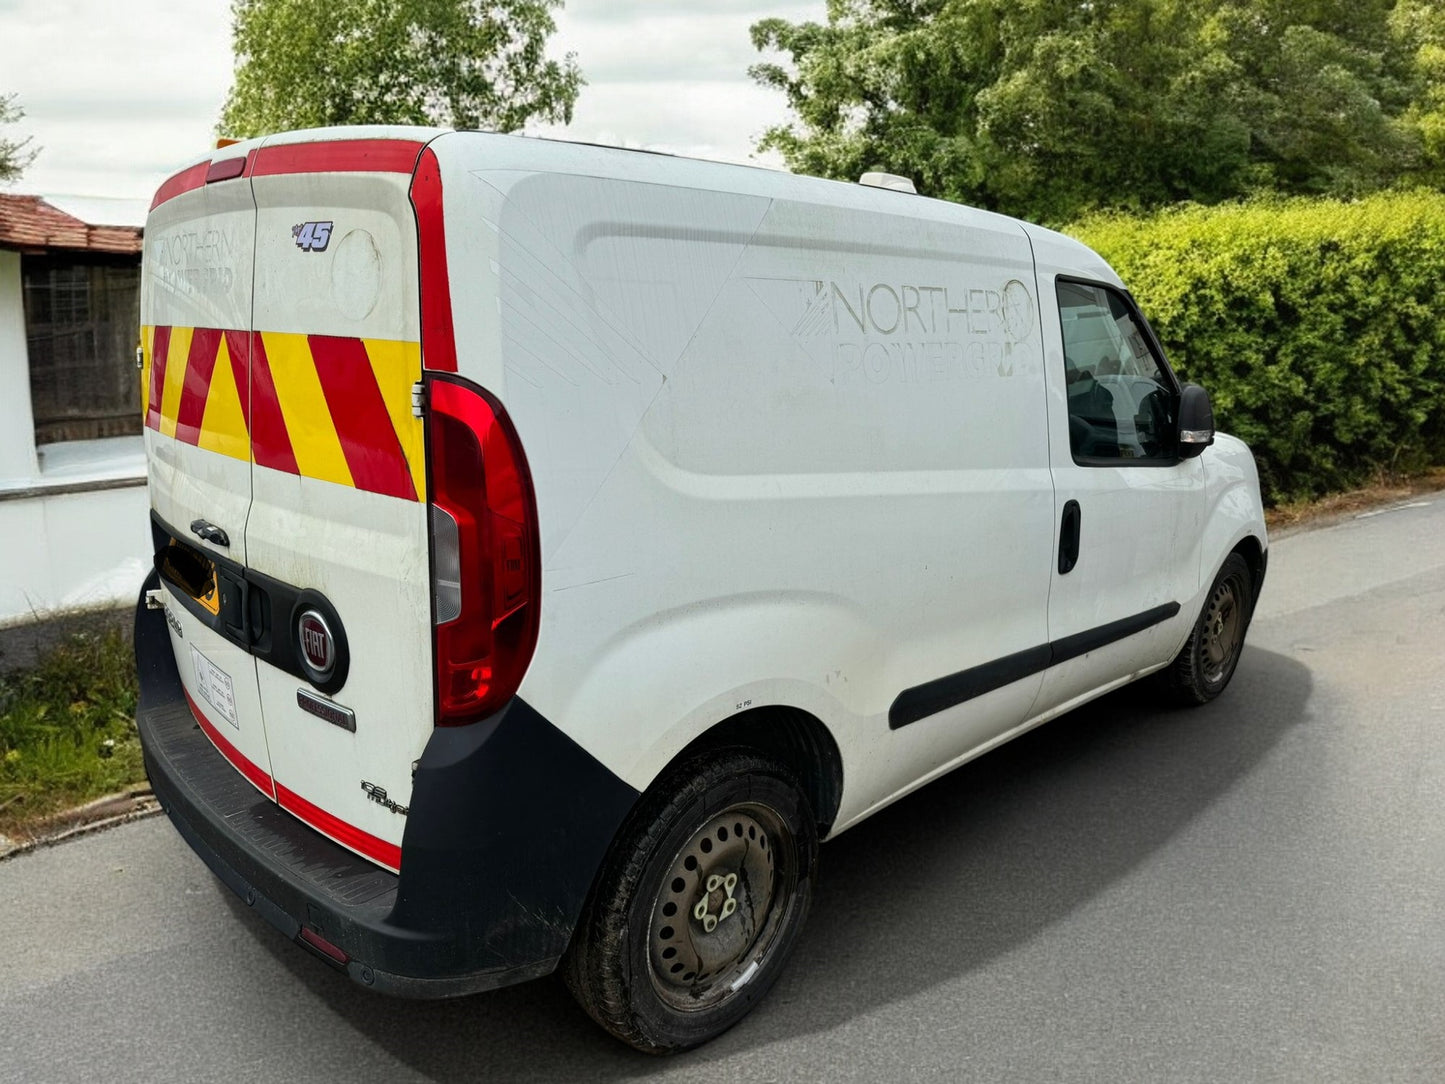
[563,751,817,1053]
[1165,552,1253,705]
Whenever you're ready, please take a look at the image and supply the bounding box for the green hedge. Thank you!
[1070,192,1445,503]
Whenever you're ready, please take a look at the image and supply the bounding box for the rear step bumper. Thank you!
[134,569,639,998]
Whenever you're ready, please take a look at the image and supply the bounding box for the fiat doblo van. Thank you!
[134,127,1267,1051]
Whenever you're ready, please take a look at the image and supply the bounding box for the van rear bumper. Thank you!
[134,570,638,998]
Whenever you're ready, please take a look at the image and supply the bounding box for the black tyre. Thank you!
[563,751,818,1053]
[1165,552,1254,705]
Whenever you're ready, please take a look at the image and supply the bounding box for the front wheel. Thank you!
[563,751,818,1053]
[1164,552,1254,705]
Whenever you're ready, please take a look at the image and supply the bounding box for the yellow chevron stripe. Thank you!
[197,334,249,462]
[142,326,426,495]
[139,325,153,424]
[158,326,192,439]
[362,338,426,501]
[260,331,353,488]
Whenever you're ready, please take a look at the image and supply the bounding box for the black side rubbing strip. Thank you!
[1048,602,1180,667]
[889,645,1053,731]
[888,602,1182,730]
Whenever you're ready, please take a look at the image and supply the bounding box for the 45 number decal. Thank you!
[292,220,333,252]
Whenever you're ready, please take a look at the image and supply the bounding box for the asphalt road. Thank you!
[2,500,1442,1083]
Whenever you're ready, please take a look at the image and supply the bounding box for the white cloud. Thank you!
[550,3,818,82]
[0,0,232,198]
[0,0,823,201]
[522,0,825,167]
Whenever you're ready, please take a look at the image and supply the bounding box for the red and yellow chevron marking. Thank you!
[141,326,425,502]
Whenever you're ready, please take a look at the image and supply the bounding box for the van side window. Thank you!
[1056,280,1178,463]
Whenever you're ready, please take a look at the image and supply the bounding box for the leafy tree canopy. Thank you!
[751,1,1438,223]
[1391,0,1445,186]
[221,0,582,138]
[0,93,36,185]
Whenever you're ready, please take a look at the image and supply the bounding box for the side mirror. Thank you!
[1178,383,1214,458]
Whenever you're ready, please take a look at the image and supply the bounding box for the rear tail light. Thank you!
[425,375,541,725]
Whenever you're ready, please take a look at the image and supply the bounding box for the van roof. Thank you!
[147,125,1116,284]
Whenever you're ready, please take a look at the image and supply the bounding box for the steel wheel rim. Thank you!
[647,802,795,1012]
[1200,572,1246,684]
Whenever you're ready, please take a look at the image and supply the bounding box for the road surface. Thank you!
[2,499,1442,1082]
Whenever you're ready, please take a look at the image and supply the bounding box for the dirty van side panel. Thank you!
[636,194,1055,818]
[142,162,275,796]
[426,136,1056,826]
[244,138,433,869]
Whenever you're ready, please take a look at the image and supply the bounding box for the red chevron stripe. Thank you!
[250,335,300,476]
[146,325,171,431]
[276,783,401,871]
[185,689,274,799]
[174,327,223,445]
[309,335,418,501]
[412,148,458,373]
[224,330,253,436]
[251,139,424,178]
[150,161,209,211]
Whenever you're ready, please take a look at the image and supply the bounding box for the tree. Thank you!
[1198,2,1416,196]
[750,1,1427,224]
[221,0,582,138]
[0,93,37,185]
[1392,0,1445,187]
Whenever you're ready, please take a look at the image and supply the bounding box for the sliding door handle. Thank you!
[1058,500,1081,574]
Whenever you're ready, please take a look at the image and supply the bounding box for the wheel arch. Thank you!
[666,706,845,839]
[1230,533,1267,605]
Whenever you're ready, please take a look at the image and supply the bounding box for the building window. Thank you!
[22,255,141,445]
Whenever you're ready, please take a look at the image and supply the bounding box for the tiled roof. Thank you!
[0,193,142,255]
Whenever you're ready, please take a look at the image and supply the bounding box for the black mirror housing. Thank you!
[1178,383,1214,459]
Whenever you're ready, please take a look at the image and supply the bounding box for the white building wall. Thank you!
[0,250,39,479]
[0,248,151,627]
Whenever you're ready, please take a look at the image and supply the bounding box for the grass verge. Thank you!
[0,624,144,841]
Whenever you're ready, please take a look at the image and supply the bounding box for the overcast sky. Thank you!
[0,0,823,210]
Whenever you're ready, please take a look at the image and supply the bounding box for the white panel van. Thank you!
[134,127,1267,1051]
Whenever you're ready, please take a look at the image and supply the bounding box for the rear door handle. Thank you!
[190,519,230,548]
[1058,500,1081,574]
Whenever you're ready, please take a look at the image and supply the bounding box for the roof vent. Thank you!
[859,172,917,194]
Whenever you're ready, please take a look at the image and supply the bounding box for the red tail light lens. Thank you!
[426,375,541,725]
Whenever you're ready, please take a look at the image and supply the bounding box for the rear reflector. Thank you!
[426,375,540,725]
[297,926,349,968]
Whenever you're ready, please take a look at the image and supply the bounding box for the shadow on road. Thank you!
[223,646,1312,1080]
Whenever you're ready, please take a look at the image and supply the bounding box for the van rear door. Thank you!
[141,148,274,796]
[243,132,438,871]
